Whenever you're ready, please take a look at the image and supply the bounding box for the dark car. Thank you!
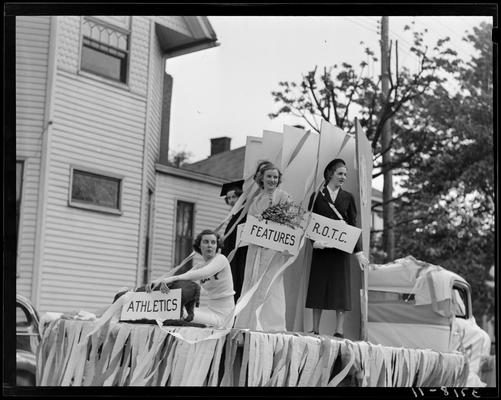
[16,294,41,386]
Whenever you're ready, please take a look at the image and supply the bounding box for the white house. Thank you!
[16,15,228,314]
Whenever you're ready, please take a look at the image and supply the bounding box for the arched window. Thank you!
[80,17,130,83]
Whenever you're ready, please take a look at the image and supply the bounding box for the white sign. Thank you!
[305,212,362,253]
[120,289,182,321]
[240,215,302,255]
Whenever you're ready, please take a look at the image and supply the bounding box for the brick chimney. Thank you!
[210,137,231,156]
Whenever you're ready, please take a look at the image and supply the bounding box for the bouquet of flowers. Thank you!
[260,200,306,229]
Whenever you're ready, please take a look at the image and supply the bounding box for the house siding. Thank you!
[35,15,153,313]
[16,14,215,313]
[38,69,147,313]
[151,172,229,279]
[135,18,163,286]
[16,15,51,299]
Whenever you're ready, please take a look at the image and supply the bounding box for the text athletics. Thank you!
[125,298,179,313]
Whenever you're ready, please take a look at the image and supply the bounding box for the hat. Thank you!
[220,179,244,197]
[323,158,346,181]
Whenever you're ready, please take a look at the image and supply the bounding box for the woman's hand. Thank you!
[145,280,160,293]
[159,277,175,294]
[313,241,331,249]
[355,252,369,271]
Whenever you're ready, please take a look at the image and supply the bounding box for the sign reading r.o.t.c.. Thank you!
[305,212,361,253]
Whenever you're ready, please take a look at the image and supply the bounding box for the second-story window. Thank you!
[81,17,129,83]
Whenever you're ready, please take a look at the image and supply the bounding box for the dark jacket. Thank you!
[308,187,361,253]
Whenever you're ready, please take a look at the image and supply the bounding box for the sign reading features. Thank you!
[120,290,182,321]
[305,212,362,253]
[241,215,302,255]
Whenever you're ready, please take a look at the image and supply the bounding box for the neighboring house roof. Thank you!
[156,163,226,186]
[182,146,384,204]
[182,146,245,182]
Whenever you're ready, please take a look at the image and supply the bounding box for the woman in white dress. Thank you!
[147,229,235,328]
[234,161,292,332]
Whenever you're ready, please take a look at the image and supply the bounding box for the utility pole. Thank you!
[380,16,395,261]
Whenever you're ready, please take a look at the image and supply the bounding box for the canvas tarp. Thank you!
[368,255,467,316]
[454,317,492,387]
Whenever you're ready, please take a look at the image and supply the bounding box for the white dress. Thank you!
[179,253,235,328]
[234,188,291,332]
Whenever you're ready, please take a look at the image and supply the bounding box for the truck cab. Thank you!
[367,256,491,386]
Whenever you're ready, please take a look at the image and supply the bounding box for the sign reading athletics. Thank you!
[305,212,362,253]
[241,215,302,255]
[120,289,182,322]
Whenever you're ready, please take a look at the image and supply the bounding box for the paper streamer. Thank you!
[37,318,469,387]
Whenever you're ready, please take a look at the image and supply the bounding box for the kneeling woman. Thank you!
[146,229,235,329]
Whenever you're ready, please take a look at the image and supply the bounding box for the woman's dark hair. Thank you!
[253,160,282,189]
[193,229,223,254]
[224,187,243,205]
[323,158,346,183]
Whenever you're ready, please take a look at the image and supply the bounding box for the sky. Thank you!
[165,15,492,168]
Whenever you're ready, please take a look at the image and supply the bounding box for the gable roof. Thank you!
[182,146,245,181]
[155,16,219,58]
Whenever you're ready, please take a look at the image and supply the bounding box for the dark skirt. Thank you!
[305,247,351,311]
[222,211,247,301]
[228,246,247,301]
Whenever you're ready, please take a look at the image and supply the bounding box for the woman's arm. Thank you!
[170,254,227,283]
[346,192,358,227]
[346,192,365,257]
[145,259,193,289]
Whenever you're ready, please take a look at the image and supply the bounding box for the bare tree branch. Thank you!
[372,142,425,178]
[341,65,366,128]
[371,192,411,210]
[323,67,331,122]
[326,79,340,127]
[393,215,431,227]
[395,40,399,99]
[304,67,331,122]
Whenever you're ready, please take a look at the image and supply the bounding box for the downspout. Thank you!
[31,16,58,308]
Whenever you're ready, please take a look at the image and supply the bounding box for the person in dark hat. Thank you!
[305,158,369,338]
[220,179,248,301]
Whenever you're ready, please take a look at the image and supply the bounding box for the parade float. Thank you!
[35,121,481,387]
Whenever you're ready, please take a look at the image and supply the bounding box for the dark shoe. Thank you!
[333,332,344,338]
[308,330,319,335]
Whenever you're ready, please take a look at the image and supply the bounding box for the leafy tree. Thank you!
[394,21,494,319]
[168,150,193,167]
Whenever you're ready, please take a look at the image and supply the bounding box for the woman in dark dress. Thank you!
[220,180,248,302]
[305,158,368,338]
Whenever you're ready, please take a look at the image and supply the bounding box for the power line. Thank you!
[431,18,466,39]
[343,17,431,76]
[347,17,416,62]
[344,16,379,35]
[413,18,470,52]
